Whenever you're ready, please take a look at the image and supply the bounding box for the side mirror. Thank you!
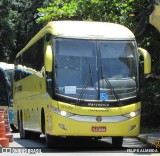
[138,48,151,74]
[45,45,53,72]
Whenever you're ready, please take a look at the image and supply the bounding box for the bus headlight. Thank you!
[51,106,74,117]
[130,112,136,117]
[60,111,67,116]
[123,109,141,119]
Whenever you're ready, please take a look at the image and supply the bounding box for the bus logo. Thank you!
[96,116,102,122]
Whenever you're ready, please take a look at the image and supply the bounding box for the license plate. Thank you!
[91,126,106,132]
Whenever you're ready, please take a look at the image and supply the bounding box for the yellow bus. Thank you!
[13,21,151,147]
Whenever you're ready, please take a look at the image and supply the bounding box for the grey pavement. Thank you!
[137,133,160,149]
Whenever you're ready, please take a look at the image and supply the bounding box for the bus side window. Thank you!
[21,38,44,72]
[14,57,22,82]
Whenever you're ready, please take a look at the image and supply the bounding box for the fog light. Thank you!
[59,124,67,130]
[129,125,136,131]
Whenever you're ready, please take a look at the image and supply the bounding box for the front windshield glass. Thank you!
[54,38,138,102]
[98,41,138,101]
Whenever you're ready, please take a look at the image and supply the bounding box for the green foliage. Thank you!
[0,0,16,61]
[37,0,154,31]
[141,79,160,128]
[0,0,44,62]
[37,0,136,25]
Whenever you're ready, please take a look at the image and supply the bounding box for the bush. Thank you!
[141,78,160,128]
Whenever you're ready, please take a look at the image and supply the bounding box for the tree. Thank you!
[0,0,16,62]
[0,0,45,63]
[37,0,154,30]
[37,0,134,23]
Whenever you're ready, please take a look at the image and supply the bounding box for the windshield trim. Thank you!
[53,36,136,41]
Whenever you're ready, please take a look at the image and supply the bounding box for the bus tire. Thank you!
[46,134,60,148]
[112,136,123,147]
[31,132,40,140]
[19,113,30,139]
[10,124,18,132]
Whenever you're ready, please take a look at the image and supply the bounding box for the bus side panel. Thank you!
[14,73,47,132]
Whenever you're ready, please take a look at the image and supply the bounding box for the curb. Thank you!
[137,136,159,150]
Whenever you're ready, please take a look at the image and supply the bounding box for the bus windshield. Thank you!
[54,38,138,102]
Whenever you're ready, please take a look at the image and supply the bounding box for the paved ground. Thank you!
[1,132,160,155]
[137,133,160,149]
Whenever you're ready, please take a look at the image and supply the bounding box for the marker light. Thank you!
[59,123,67,130]
[129,125,136,131]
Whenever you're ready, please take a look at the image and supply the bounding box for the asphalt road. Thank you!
[1,132,159,156]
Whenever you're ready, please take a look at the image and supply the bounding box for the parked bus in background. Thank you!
[0,68,10,109]
[13,21,151,147]
[0,62,17,131]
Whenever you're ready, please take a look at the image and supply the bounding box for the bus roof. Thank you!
[16,21,135,58]
[0,62,14,70]
[47,21,135,39]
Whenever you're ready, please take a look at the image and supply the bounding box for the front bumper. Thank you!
[46,113,140,137]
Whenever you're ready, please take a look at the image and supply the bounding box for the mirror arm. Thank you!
[138,48,151,74]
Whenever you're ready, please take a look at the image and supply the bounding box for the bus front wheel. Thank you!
[10,124,18,132]
[46,134,60,148]
[19,114,30,139]
[112,136,123,147]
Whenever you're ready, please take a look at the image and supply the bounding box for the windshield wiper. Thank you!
[76,64,92,104]
[101,66,122,106]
